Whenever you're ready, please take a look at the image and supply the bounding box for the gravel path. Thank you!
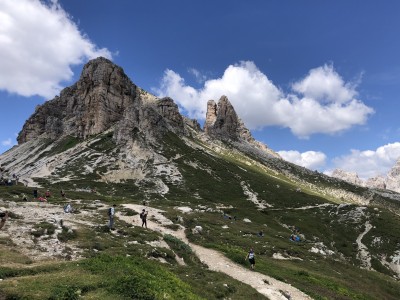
[120,204,312,300]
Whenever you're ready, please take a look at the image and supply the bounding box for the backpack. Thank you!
[108,207,112,216]
[140,212,144,219]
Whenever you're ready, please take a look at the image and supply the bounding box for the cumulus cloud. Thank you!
[292,64,357,103]
[154,62,373,138]
[278,150,327,170]
[0,0,111,98]
[332,142,400,179]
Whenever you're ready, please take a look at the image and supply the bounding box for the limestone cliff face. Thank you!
[386,159,400,193]
[204,100,218,135]
[331,169,365,186]
[17,57,184,144]
[366,176,386,190]
[204,96,252,142]
[203,95,279,158]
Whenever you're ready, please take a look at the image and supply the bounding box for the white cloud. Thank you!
[188,68,207,83]
[278,150,327,170]
[292,64,357,104]
[1,138,14,146]
[0,0,111,98]
[154,62,374,138]
[332,142,400,179]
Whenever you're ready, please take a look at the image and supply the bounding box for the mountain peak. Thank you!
[204,95,252,142]
[79,57,126,86]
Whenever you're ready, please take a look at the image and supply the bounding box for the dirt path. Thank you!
[356,221,373,269]
[119,204,312,300]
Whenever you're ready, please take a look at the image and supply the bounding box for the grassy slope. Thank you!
[0,187,265,300]
[155,133,400,300]
[1,132,400,299]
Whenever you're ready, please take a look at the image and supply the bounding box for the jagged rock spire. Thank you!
[204,95,254,142]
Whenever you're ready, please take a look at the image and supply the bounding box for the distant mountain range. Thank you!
[331,160,400,193]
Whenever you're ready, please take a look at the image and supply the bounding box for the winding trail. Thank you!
[118,204,312,300]
[356,221,373,269]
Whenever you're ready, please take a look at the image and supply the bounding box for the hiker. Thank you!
[0,211,9,230]
[108,204,116,230]
[38,196,47,202]
[64,203,72,213]
[45,190,51,198]
[140,209,148,228]
[60,190,65,198]
[290,234,301,242]
[245,248,256,269]
[33,189,38,198]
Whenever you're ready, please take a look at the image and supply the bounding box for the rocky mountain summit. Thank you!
[204,96,252,142]
[18,57,185,145]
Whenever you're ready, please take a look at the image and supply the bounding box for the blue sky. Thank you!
[1,0,400,179]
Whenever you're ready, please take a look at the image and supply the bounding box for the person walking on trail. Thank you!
[245,248,256,269]
[0,211,9,230]
[108,204,116,230]
[140,209,148,228]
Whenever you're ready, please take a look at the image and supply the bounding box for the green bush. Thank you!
[31,222,57,238]
[57,226,77,242]
[49,284,81,300]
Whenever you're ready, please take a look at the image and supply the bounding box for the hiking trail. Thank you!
[356,221,373,269]
[119,204,312,300]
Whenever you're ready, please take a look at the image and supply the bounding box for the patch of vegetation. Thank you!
[87,131,117,153]
[57,226,77,242]
[163,234,200,266]
[38,135,82,160]
[31,221,57,238]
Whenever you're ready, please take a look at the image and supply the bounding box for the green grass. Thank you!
[1,131,400,299]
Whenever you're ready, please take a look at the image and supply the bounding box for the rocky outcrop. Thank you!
[331,169,365,186]
[386,158,400,193]
[366,176,386,190]
[203,95,279,158]
[204,96,254,142]
[18,57,133,142]
[204,100,218,135]
[183,117,201,133]
[17,57,184,145]
[156,97,184,132]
